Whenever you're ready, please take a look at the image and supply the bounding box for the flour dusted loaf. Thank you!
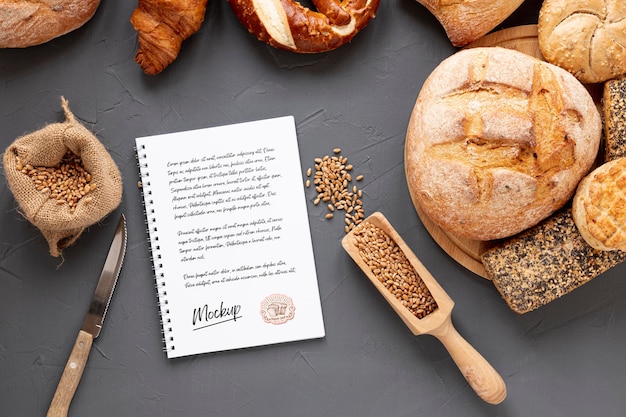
[0,0,101,48]
[405,47,601,241]
[538,0,626,84]
[416,0,524,47]
[572,157,626,251]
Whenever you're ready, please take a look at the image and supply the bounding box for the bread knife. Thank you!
[46,213,127,417]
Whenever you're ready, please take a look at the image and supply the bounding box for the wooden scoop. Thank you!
[341,212,507,404]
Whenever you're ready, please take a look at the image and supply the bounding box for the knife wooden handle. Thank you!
[46,330,94,417]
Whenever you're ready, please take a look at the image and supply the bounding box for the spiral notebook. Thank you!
[136,116,325,359]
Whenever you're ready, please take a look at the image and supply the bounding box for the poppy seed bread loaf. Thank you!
[603,76,626,162]
[482,208,626,314]
[405,47,601,241]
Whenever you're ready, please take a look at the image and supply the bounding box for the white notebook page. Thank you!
[136,116,325,358]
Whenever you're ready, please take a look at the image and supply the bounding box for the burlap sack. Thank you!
[2,97,123,257]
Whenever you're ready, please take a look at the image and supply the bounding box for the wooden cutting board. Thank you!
[410,195,497,279]
[465,24,543,60]
[411,25,542,279]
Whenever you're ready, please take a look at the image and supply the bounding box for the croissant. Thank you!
[130,0,209,75]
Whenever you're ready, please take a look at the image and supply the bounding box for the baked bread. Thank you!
[603,76,626,162]
[416,0,524,47]
[130,0,209,75]
[482,208,626,314]
[572,157,626,251]
[226,0,379,53]
[405,47,601,241]
[538,0,626,84]
[0,0,100,48]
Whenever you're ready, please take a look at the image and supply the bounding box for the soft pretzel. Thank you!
[226,0,380,53]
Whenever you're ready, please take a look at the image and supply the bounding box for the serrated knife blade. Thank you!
[46,213,127,417]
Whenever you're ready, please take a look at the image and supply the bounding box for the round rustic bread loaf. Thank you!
[572,157,626,251]
[0,0,100,48]
[405,47,601,241]
[538,0,626,84]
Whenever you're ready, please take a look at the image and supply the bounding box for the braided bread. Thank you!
[227,0,379,53]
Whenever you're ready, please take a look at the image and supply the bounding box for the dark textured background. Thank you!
[3,0,626,416]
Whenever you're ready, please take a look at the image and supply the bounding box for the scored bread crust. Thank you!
[572,157,626,251]
[226,0,379,53]
[405,47,601,241]
[0,0,101,48]
[416,0,524,47]
[538,0,626,84]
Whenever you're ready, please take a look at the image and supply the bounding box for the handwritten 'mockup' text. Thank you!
[192,301,242,331]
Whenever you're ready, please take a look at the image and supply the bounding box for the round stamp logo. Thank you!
[260,294,296,325]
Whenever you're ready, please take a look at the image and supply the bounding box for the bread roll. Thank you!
[405,47,601,241]
[538,0,626,84]
[416,0,524,47]
[0,0,100,48]
[572,157,626,251]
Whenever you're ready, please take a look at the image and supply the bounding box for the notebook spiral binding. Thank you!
[136,144,175,355]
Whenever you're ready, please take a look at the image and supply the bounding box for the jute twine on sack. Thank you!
[2,97,123,257]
